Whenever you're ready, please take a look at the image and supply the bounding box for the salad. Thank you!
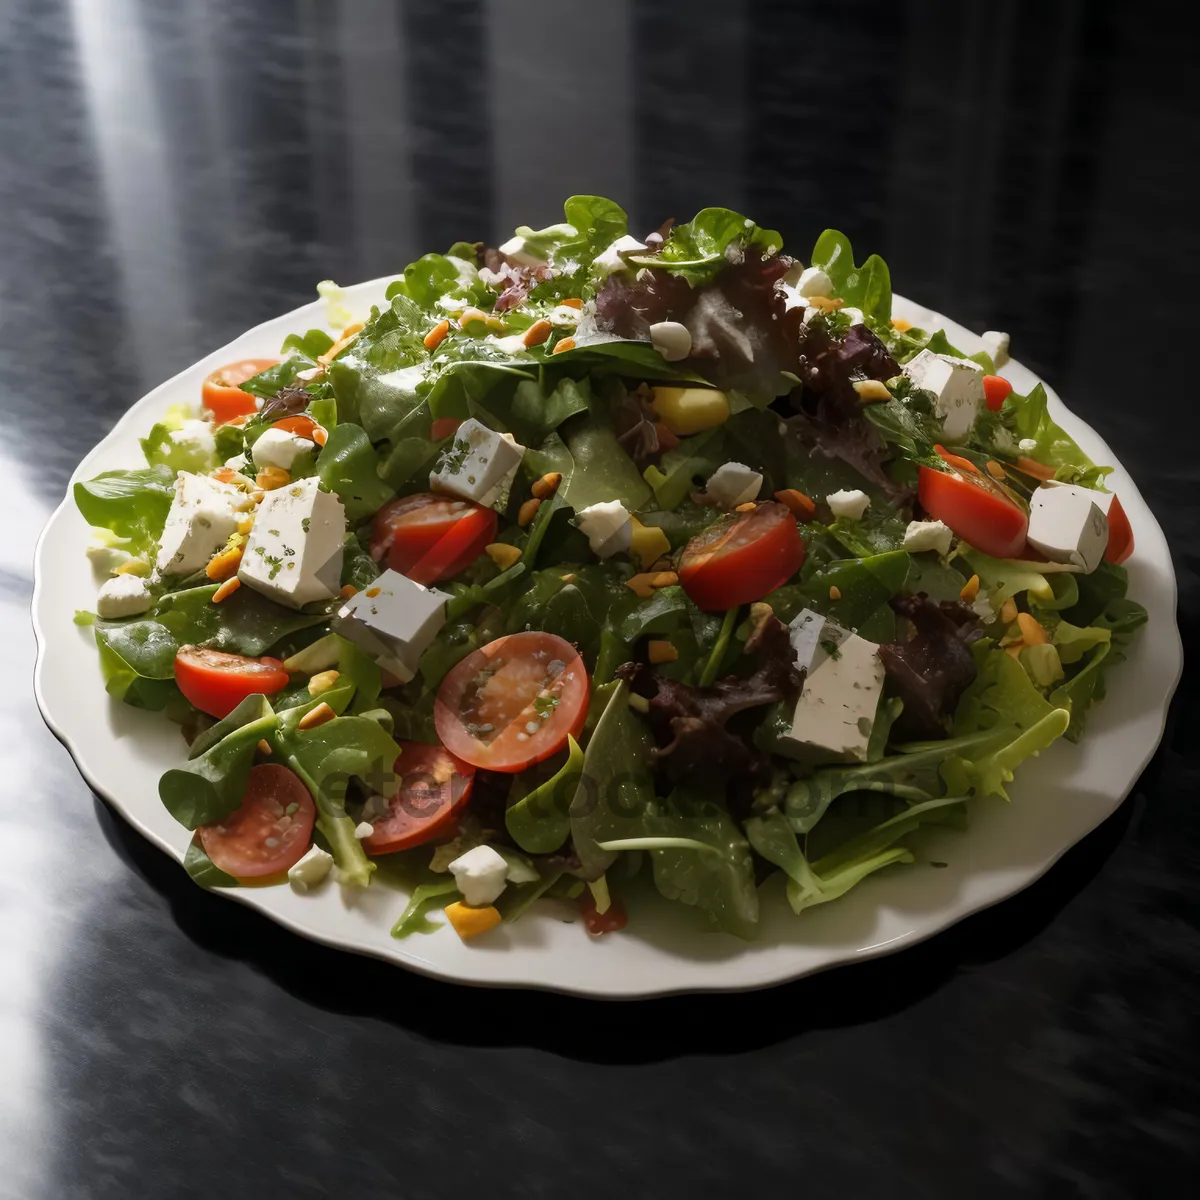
[74,196,1147,943]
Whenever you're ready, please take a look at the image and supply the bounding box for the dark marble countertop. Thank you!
[3,2,1197,1196]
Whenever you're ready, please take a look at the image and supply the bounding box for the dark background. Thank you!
[3,1,1197,1196]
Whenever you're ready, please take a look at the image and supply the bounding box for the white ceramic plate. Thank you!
[33,281,1183,997]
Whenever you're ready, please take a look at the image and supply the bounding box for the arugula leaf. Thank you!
[810,229,893,324]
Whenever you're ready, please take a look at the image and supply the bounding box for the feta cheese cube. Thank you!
[705,462,763,509]
[826,489,871,520]
[288,844,334,890]
[447,845,510,907]
[251,426,316,472]
[902,519,954,556]
[981,329,1010,367]
[238,477,345,608]
[430,418,526,507]
[332,568,449,682]
[649,321,693,362]
[156,472,250,576]
[796,266,834,298]
[96,573,153,618]
[785,609,885,762]
[1027,483,1109,573]
[902,349,985,442]
[576,500,633,557]
[593,234,649,277]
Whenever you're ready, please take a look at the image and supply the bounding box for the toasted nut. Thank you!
[212,577,241,603]
[806,295,844,312]
[774,489,817,521]
[531,471,563,499]
[735,501,758,513]
[256,466,290,491]
[423,319,451,350]
[308,669,341,696]
[625,573,658,599]
[550,337,576,355]
[365,586,381,598]
[485,542,522,570]
[891,317,913,332]
[312,426,328,447]
[985,460,1006,480]
[647,640,679,664]
[205,544,244,581]
[256,739,272,756]
[1016,612,1049,645]
[559,573,578,584]
[340,584,357,599]
[560,297,584,309]
[651,571,679,588]
[828,585,842,601]
[852,379,891,403]
[960,574,981,603]
[522,319,553,348]
[1000,597,1019,624]
[518,498,542,526]
[627,693,650,714]
[298,702,336,731]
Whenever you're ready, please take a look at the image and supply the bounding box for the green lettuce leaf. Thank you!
[631,207,782,286]
[505,735,583,853]
[74,466,175,558]
[810,229,893,324]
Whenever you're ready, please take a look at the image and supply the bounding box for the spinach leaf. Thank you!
[154,584,329,657]
[316,422,396,523]
[505,736,583,853]
[391,880,459,937]
[74,466,175,557]
[183,839,239,888]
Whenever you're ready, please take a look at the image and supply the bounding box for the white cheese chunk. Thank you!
[430,418,526,506]
[224,453,249,472]
[251,426,316,471]
[902,349,985,442]
[826,489,871,520]
[649,321,693,362]
[353,821,374,840]
[96,573,153,618]
[156,472,250,576]
[796,266,834,298]
[576,500,633,557]
[705,462,763,509]
[238,477,345,608]
[785,609,885,763]
[981,329,1011,367]
[840,307,866,326]
[447,845,510,907]
[332,568,449,682]
[593,234,648,278]
[549,304,581,326]
[1018,438,1038,453]
[288,844,334,890]
[1027,483,1109,573]
[87,542,135,577]
[903,519,954,556]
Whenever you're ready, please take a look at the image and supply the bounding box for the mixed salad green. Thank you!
[75,196,1146,942]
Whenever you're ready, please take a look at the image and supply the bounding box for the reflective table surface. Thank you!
[3,2,1197,1195]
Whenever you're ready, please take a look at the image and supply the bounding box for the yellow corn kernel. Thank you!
[959,574,981,603]
[650,386,731,436]
[647,640,678,664]
[308,670,340,697]
[206,544,245,581]
[518,497,541,526]
[852,379,891,403]
[444,901,502,940]
[485,542,522,570]
[236,516,255,536]
[1016,612,1049,646]
[211,577,241,603]
[1000,597,1019,624]
[298,702,336,731]
[629,518,670,568]
[114,558,150,576]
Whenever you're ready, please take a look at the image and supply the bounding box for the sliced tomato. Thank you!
[678,501,806,612]
[581,892,628,935]
[199,764,315,879]
[370,493,497,583]
[430,417,463,440]
[983,375,1013,411]
[918,465,1028,559]
[202,359,278,424]
[361,742,475,854]
[271,414,320,440]
[1105,494,1134,564]
[435,632,589,773]
[175,645,290,718]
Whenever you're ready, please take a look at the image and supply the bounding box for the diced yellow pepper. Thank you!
[628,518,670,569]
[650,386,731,435]
[444,901,502,940]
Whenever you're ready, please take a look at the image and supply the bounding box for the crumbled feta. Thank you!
[332,568,450,683]
[96,574,153,618]
[981,329,1011,367]
[237,477,345,608]
[796,267,834,298]
[448,845,510,907]
[168,419,217,465]
[224,453,249,472]
[902,349,985,442]
[902,519,954,556]
[1018,438,1038,453]
[353,821,374,840]
[826,489,871,520]
[86,542,135,577]
[549,304,581,326]
[156,472,250,576]
[649,321,693,362]
[1027,483,1109,573]
[430,418,526,507]
[705,462,763,509]
[593,235,648,278]
[288,844,334,890]
[576,500,633,557]
[251,426,316,472]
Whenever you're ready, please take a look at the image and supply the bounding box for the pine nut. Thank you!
[522,319,553,347]
[647,640,678,664]
[550,337,576,355]
[423,319,451,350]
[212,577,241,603]
[829,585,842,600]
[960,574,981,603]
[518,498,541,526]
[298,702,336,731]
[531,472,562,499]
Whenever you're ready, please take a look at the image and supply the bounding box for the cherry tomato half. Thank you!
[370,493,498,585]
[983,374,1013,411]
[201,359,278,424]
[435,632,589,773]
[271,415,321,441]
[918,465,1029,559]
[678,501,806,612]
[581,892,628,935]
[199,764,315,879]
[1105,494,1134,564]
[361,742,475,854]
[174,645,290,718]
